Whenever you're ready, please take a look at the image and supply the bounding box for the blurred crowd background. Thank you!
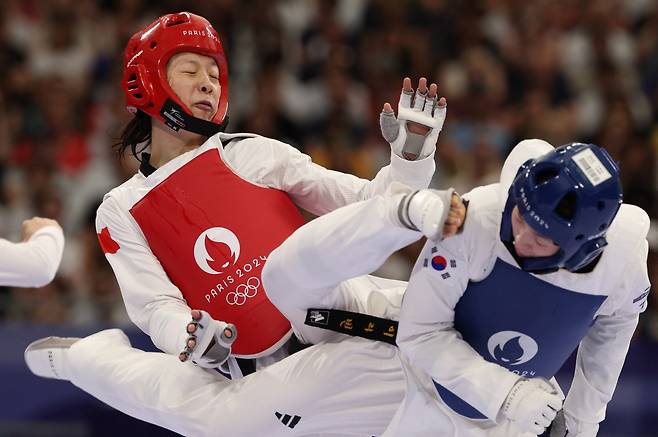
[1,0,658,376]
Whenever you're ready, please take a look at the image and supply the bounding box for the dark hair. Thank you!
[114,110,152,161]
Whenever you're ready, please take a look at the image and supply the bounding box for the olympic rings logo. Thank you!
[225,276,260,306]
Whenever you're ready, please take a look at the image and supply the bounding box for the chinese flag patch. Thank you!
[97,227,120,254]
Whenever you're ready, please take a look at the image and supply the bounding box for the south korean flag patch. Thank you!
[423,246,457,280]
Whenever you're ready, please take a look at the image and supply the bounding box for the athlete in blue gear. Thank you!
[384,139,649,437]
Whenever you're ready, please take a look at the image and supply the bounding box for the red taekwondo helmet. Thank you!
[122,12,229,136]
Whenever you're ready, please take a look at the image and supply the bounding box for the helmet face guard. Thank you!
[500,143,623,273]
[122,12,229,136]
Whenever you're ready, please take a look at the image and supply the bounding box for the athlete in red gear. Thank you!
[25,11,453,436]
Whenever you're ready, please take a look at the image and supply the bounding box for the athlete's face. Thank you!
[167,52,220,121]
[510,206,560,258]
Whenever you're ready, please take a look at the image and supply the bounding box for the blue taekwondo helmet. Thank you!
[500,143,623,273]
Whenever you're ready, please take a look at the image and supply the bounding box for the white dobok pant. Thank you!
[66,196,418,436]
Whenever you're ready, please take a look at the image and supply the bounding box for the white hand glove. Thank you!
[179,310,237,369]
[550,410,599,437]
[501,378,565,435]
[380,84,446,161]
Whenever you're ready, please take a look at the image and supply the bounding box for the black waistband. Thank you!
[236,357,256,375]
[304,308,398,346]
[235,335,312,377]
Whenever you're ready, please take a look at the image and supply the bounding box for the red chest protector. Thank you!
[130,146,305,357]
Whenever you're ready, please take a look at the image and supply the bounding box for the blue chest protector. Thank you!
[433,258,606,419]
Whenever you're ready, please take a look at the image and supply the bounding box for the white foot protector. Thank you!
[398,188,454,241]
[25,336,79,380]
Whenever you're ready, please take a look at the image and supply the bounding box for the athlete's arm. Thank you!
[226,135,433,216]
[0,218,64,287]
[396,238,520,421]
[561,239,649,431]
[225,78,444,216]
[96,197,190,355]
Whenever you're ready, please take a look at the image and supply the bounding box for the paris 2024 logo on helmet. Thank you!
[193,227,240,275]
[487,331,538,366]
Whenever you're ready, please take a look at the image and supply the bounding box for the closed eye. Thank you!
[535,237,556,247]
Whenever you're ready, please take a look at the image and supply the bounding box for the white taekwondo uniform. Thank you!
[63,132,433,436]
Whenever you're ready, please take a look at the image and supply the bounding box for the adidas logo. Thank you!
[275,411,302,429]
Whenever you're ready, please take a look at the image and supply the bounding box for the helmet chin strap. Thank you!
[160,99,229,137]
